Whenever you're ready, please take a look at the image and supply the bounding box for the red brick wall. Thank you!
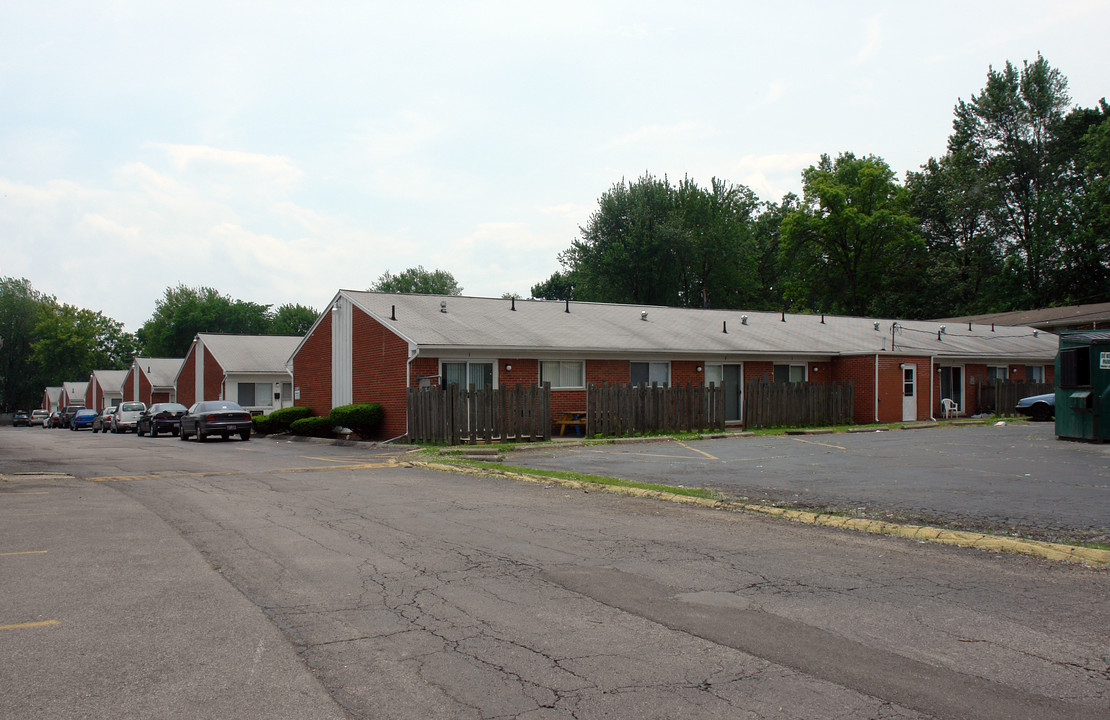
[585,359,630,385]
[830,356,877,424]
[203,347,222,402]
[410,356,440,387]
[878,355,931,422]
[139,366,154,405]
[744,361,774,384]
[351,307,410,439]
[671,360,701,387]
[499,359,540,387]
[293,311,332,416]
[122,368,136,403]
[86,380,96,411]
[151,391,171,404]
[177,351,197,407]
[808,361,834,384]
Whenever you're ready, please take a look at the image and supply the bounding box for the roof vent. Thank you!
[722,321,728,334]
[391,305,396,321]
[940,325,947,334]
[1033,329,1039,337]
[440,300,447,314]
[874,322,880,331]
[741,315,748,325]
[640,311,648,321]
[511,297,516,311]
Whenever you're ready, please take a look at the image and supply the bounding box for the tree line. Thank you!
[532,55,1110,319]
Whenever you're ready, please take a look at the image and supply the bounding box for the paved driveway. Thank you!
[510,423,1110,544]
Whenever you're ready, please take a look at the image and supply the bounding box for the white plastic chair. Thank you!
[941,398,959,419]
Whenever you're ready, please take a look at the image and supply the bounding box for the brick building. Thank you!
[61,381,88,409]
[122,358,183,405]
[291,291,1060,440]
[175,334,299,414]
[42,386,63,413]
[86,369,128,412]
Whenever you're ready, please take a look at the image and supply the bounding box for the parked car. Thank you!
[1016,392,1055,422]
[92,407,117,434]
[180,400,252,442]
[12,410,31,427]
[46,410,62,428]
[31,409,50,427]
[61,406,81,429]
[137,403,188,437]
[111,401,147,433]
[70,408,99,431]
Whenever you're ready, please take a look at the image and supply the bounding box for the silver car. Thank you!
[111,401,147,433]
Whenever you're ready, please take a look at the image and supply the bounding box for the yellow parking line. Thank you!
[11,491,51,495]
[88,461,398,482]
[0,620,60,631]
[790,436,847,450]
[0,550,48,556]
[673,441,719,460]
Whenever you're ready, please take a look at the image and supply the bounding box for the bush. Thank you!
[289,416,335,438]
[253,405,314,434]
[328,403,384,439]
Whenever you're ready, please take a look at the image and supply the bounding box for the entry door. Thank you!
[901,364,917,422]
[706,364,743,422]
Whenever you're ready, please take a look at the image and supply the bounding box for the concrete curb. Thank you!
[408,460,1110,567]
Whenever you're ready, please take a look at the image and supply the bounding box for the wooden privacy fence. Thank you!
[977,381,1053,415]
[743,380,854,429]
[407,383,551,445]
[585,382,724,437]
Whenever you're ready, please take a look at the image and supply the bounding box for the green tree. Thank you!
[949,54,1072,307]
[1054,103,1110,301]
[780,153,923,317]
[32,303,137,388]
[369,266,462,295]
[0,277,52,411]
[530,270,578,301]
[137,285,273,357]
[270,303,318,336]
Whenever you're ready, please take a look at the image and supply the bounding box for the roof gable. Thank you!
[197,334,301,373]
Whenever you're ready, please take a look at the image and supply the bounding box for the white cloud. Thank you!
[852,15,883,65]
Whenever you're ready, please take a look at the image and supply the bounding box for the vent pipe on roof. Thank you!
[391,305,396,321]
[968,321,973,331]
[722,321,727,334]
[821,314,825,324]
[991,323,995,332]
[781,311,786,322]
[511,297,516,311]
[565,298,570,313]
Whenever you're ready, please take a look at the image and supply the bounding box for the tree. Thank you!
[553,174,762,309]
[32,302,137,384]
[530,270,578,301]
[137,285,273,357]
[0,277,52,411]
[780,153,923,317]
[949,54,1072,307]
[270,303,319,336]
[369,266,462,295]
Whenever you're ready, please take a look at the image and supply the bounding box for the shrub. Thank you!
[253,405,313,434]
[289,416,335,438]
[328,403,384,439]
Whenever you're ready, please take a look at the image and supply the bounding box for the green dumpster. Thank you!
[1055,331,1110,442]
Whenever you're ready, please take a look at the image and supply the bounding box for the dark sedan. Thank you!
[137,403,188,437]
[1016,392,1055,422]
[12,410,31,427]
[70,408,99,431]
[180,400,252,442]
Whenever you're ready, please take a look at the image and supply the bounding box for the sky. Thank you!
[2,1,1108,332]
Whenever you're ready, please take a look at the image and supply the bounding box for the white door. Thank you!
[901,364,917,422]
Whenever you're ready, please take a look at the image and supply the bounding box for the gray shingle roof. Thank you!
[92,369,128,392]
[198,334,300,373]
[134,358,184,388]
[338,291,1058,361]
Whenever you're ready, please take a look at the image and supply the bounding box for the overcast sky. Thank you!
[2,1,1108,331]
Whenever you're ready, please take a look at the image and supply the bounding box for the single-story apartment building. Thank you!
[176,333,300,414]
[42,386,63,413]
[61,381,88,409]
[290,291,1059,440]
[939,302,1110,334]
[122,358,183,406]
[86,369,128,412]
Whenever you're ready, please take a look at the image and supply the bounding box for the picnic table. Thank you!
[554,411,587,437]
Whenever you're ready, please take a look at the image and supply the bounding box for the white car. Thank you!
[111,401,147,433]
[30,409,50,427]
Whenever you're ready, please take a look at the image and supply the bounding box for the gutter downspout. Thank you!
[874,354,880,423]
[929,356,936,422]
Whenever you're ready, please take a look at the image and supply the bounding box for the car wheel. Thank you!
[150,426,158,438]
[1031,403,1052,422]
[196,427,206,442]
[240,430,251,441]
[137,424,145,436]
[179,428,190,440]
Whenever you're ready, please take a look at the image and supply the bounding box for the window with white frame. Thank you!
[630,361,669,387]
[237,382,275,407]
[1025,365,1045,383]
[442,361,494,390]
[986,366,1009,383]
[773,364,806,383]
[540,361,585,389]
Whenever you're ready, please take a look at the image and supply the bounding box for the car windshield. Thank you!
[121,403,145,412]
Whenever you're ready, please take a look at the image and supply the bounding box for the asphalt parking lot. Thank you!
[509,422,1110,544]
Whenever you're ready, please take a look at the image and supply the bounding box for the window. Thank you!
[237,383,274,407]
[541,361,585,389]
[237,383,255,406]
[281,382,292,401]
[1025,366,1045,383]
[939,366,963,407]
[630,361,669,386]
[773,364,806,383]
[442,361,494,390]
[986,366,1009,383]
